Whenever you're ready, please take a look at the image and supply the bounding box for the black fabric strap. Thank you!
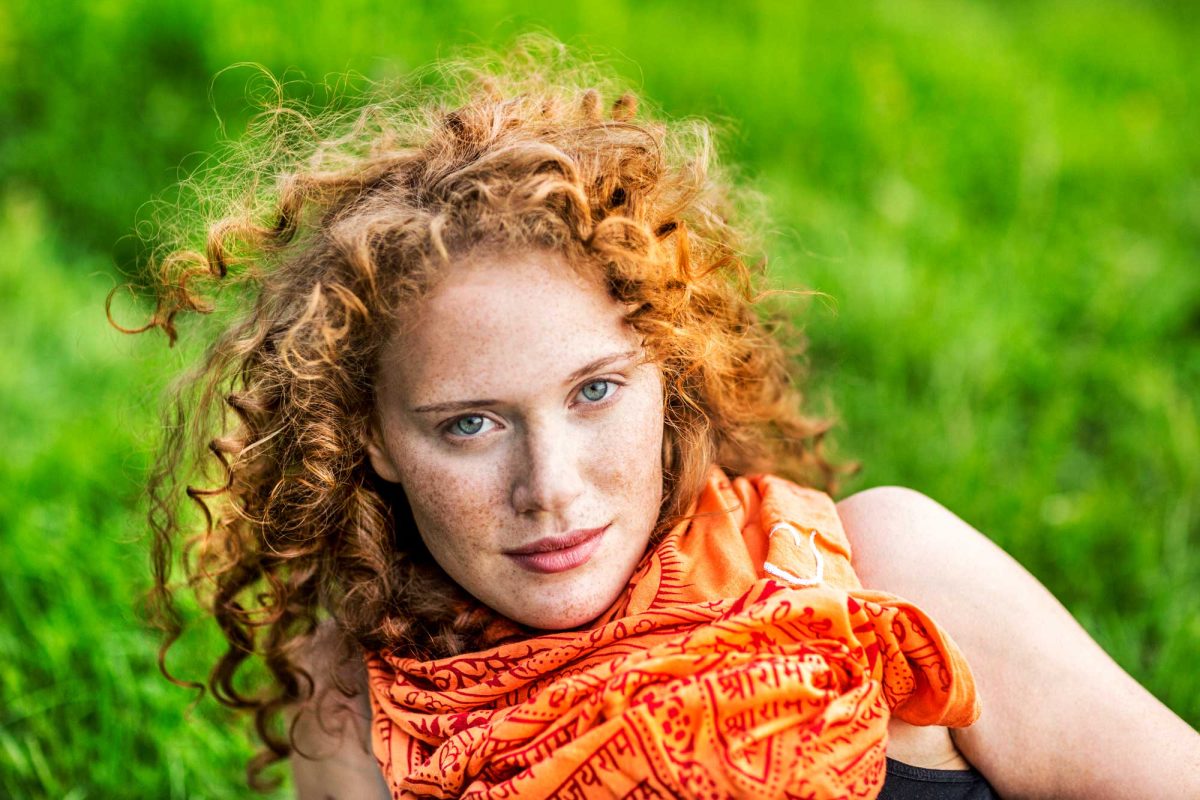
[878,757,999,799]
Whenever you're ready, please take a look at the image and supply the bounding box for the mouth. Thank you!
[504,525,609,574]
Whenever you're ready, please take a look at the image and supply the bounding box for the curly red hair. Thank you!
[121,38,839,787]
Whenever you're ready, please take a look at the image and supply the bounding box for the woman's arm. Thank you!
[287,621,390,800]
[837,486,1200,799]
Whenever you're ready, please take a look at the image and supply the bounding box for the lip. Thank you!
[505,525,609,574]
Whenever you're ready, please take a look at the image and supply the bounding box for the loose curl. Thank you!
[120,38,841,788]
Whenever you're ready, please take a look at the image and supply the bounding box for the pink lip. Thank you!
[505,525,609,574]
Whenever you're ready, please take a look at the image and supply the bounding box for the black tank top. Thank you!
[878,757,998,799]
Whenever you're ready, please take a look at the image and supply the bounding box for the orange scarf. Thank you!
[366,468,979,799]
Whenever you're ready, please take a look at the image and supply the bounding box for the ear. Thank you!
[363,419,403,484]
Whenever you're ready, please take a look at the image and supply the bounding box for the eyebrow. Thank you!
[566,349,640,384]
[410,349,641,414]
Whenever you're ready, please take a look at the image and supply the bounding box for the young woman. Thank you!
[131,41,1200,799]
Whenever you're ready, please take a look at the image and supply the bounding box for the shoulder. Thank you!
[835,486,971,569]
[289,620,389,798]
[833,485,1016,602]
[836,484,946,528]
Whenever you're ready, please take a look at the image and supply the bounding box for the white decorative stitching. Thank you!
[762,522,824,587]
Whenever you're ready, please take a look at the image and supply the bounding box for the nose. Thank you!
[510,416,585,522]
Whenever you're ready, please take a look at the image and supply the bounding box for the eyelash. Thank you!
[440,378,624,441]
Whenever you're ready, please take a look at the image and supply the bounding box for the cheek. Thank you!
[394,445,505,565]
[595,377,665,499]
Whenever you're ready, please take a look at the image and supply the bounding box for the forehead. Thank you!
[379,251,637,400]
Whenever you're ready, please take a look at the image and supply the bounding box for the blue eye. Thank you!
[578,380,615,403]
[450,415,492,437]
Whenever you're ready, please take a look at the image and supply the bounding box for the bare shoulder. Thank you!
[835,485,953,546]
[835,485,1002,595]
[836,484,968,539]
[838,483,935,511]
[835,485,1200,799]
[289,619,390,799]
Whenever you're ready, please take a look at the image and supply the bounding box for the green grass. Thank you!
[0,195,267,798]
[1,1,1196,796]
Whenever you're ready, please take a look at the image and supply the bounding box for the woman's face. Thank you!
[366,250,665,630]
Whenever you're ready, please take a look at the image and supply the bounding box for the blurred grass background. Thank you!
[1,0,1197,796]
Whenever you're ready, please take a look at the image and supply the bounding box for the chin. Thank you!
[504,588,615,631]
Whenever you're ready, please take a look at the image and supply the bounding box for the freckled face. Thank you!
[366,251,665,630]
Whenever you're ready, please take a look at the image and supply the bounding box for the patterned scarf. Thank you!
[365,467,979,799]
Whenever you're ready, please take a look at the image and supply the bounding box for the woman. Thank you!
[130,40,1199,798]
